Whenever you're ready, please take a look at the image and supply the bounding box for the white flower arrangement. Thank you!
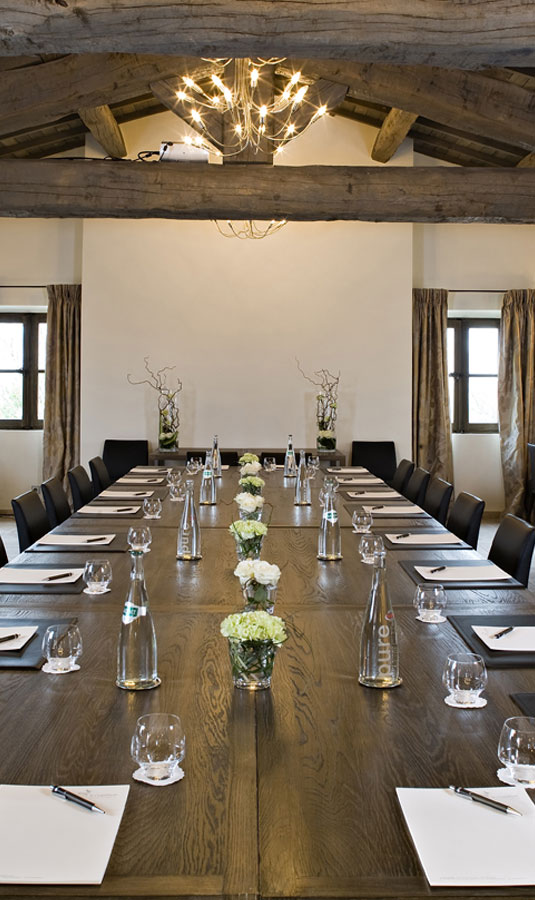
[234,559,281,587]
[239,475,265,495]
[220,610,287,644]
[230,520,268,539]
[239,453,260,465]
[234,492,264,513]
[240,461,263,476]
[318,429,335,439]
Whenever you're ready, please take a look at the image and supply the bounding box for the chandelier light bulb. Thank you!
[176,90,188,101]
[191,109,202,124]
[294,86,308,104]
[250,68,259,85]
[290,72,301,85]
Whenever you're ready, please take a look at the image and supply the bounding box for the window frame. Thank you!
[448,317,499,435]
[0,312,47,430]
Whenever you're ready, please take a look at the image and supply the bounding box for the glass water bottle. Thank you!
[116,551,160,691]
[359,551,402,689]
[294,450,311,505]
[212,434,222,477]
[284,433,297,477]
[317,481,342,559]
[200,449,217,505]
[177,479,202,559]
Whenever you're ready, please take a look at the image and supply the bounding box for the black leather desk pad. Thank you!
[449,615,535,668]
[0,617,74,668]
[511,693,535,714]
[400,558,521,590]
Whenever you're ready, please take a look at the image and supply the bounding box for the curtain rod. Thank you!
[446,288,507,293]
[0,284,48,289]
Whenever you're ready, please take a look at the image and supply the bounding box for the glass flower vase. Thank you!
[238,507,263,522]
[242,582,277,614]
[234,535,264,561]
[158,406,178,451]
[228,638,277,690]
[317,430,336,452]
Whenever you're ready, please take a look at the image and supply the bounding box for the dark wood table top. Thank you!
[1,466,534,899]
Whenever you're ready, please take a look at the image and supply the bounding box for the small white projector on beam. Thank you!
[159,141,209,162]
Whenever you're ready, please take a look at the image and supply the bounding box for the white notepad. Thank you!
[472,625,535,652]
[78,505,140,515]
[98,490,153,499]
[347,491,399,500]
[396,786,535,886]
[129,467,168,473]
[386,533,463,546]
[363,504,428,516]
[415,563,510,582]
[37,534,115,546]
[337,477,384,485]
[0,784,129,884]
[0,568,83,585]
[116,477,165,484]
[0,626,37,651]
[327,467,368,474]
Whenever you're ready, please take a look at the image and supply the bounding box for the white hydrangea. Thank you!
[240,461,262,476]
[234,492,264,512]
[229,519,268,539]
[220,610,287,644]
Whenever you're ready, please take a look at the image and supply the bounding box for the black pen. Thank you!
[0,633,20,644]
[449,786,522,816]
[44,571,73,582]
[372,505,385,510]
[84,536,107,543]
[430,565,446,574]
[396,533,411,539]
[50,785,106,814]
[115,507,135,512]
[492,626,515,640]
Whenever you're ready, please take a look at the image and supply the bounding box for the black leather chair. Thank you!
[102,439,149,481]
[41,477,71,527]
[423,476,454,525]
[488,513,535,587]
[0,536,7,567]
[350,441,397,481]
[390,459,415,493]
[526,443,535,520]
[446,491,485,549]
[89,456,112,494]
[403,467,430,505]
[11,489,50,552]
[67,466,94,512]
[186,450,240,466]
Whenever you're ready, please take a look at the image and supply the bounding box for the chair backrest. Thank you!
[488,513,535,587]
[0,536,7,567]
[67,466,94,512]
[422,475,453,525]
[41,477,71,527]
[350,441,397,481]
[11,489,50,552]
[390,459,415,493]
[102,439,149,481]
[403,467,430,505]
[260,451,286,465]
[446,491,485,549]
[89,456,112,494]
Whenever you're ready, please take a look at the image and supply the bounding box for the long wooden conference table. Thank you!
[1,467,535,900]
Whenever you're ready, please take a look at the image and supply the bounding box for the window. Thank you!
[447,318,499,433]
[0,313,47,429]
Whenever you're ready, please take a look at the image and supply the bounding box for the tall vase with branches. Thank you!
[127,357,183,450]
[296,359,340,452]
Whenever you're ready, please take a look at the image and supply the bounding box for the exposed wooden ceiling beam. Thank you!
[517,153,535,167]
[299,60,535,152]
[1,2,535,67]
[371,109,418,163]
[1,159,535,223]
[0,53,211,137]
[78,105,126,158]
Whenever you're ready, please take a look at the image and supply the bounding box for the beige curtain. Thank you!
[42,285,81,487]
[412,289,453,482]
[498,289,535,515]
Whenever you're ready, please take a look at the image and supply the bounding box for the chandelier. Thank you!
[213,219,287,240]
[172,58,333,159]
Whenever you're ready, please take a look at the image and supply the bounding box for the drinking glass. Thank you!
[143,497,162,519]
[498,717,535,786]
[442,652,487,708]
[83,558,112,594]
[42,623,83,674]
[306,464,317,480]
[414,584,447,623]
[186,459,198,475]
[319,476,338,507]
[308,455,320,471]
[352,511,373,533]
[169,482,186,502]
[192,456,203,471]
[263,457,276,472]
[359,534,385,564]
[127,526,152,553]
[167,469,182,486]
[131,713,186,784]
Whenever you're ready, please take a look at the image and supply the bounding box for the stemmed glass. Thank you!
[131,713,186,785]
[263,457,276,472]
[352,511,373,533]
[127,526,152,553]
[83,559,112,594]
[143,497,162,519]
[414,584,447,622]
[359,534,384,564]
[167,469,182,486]
[42,623,83,674]
[497,717,535,786]
[442,652,487,708]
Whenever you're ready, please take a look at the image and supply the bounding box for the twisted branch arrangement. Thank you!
[127,357,183,435]
[295,358,340,432]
